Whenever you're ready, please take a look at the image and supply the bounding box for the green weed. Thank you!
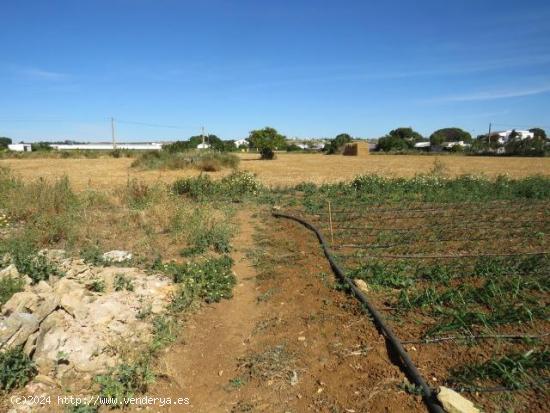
[0,347,37,391]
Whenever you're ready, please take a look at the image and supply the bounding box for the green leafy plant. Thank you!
[0,347,37,391]
[0,276,25,307]
[114,274,134,292]
[95,360,155,407]
[87,279,105,293]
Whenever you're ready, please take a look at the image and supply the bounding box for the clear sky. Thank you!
[1,0,549,142]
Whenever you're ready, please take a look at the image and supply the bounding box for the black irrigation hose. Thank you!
[272,211,445,413]
[338,251,550,261]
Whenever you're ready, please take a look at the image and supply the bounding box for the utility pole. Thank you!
[111,117,117,149]
[487,122,492,143]
[201,126,205,147]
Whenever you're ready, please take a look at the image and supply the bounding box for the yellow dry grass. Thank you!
[1,153,549,190]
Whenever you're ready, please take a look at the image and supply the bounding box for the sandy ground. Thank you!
[1,153,549,190]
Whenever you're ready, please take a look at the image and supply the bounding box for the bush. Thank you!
[166,255,235,305]
[95,360,154,407]
[172,171,262,200]
[325,133,352,154]
[131,150,239,171]
[0,276,25,307]
[0,347,37,390]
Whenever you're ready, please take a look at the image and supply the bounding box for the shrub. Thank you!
[0,276,25,307]
[114,274,134,292]
[80,244,105,266]
[95,360,154,406]
[87,279,105,293]
[325,133,352,154]
[0,347,37,390]
[172,171,262,200]
[131,150,239,171]
[166,255,235,305]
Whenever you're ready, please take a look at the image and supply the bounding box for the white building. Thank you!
[234,138,248,147]
[196,142,211,149]
[7,144,32,152]
[490,130,534,145]
[50,143,163,150]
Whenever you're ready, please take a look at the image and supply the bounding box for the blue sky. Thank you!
[1,0,549,142]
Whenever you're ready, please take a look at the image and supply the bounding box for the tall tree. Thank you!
[430,128,472,145]
[529,128,547,140]
[325,133,352,154]
[247,127,286,159]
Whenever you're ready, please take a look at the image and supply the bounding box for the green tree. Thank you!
[529,128,547,140]
[388,127,423,142]
[0,137,12,149]
[376,127,423,152]
[429,128,472,145]
[30,142,52,152]
[325,133,352,154]
[247,127,286,159]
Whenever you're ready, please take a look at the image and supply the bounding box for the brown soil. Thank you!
[142,208,426,412]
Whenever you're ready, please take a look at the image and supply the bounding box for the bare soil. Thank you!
[143,209,426,412]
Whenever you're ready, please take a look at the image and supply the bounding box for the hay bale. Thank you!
[343,143,358,156]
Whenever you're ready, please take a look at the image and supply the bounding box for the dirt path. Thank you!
[145,210,261,412]
[145,209,426,412]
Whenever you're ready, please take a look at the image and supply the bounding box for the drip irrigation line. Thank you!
[338,251,550,261]
[321,219,548,233]
[325,210,548,223]
[318,202,549,217]
[446,378,550,394]
[402,332,550,345]
[272,210,445,413]
[332,234,547,250]
[311,199,547,215]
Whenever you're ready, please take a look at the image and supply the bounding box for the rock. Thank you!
[38,249,66,262]
[34,281,52,294]
[354,279,369,294]
[4,291,59,321]
[0,312,40,349]
[33,374,58,387]
[437,386,480,413]
[102,250,132,263]
[2,292,39,316]
[0,264,20,280]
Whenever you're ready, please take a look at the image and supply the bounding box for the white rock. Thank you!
[0,264,20,280]
[437,386,480,413]
[354,279,369,294]
[0,312,40,349]
[102,250,133,263]
[34,281,52,294]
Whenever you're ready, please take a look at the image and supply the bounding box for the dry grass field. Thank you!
[1,152,549,190]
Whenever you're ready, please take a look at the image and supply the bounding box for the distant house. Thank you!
[50,143,163,150]
[8,144,32,152]
[196,142,211,150]
[234,138,248,147]
[490,130,534,145]
[414,141,431,150]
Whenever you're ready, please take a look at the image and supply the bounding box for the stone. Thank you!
[2,292,39,316]
[353,279,369,294]
[0,264,20,280]
[38,249,66,262]
[437,386,480,413]
[0,312,40,349]
[102,250,132,263]
[34,281,52,294]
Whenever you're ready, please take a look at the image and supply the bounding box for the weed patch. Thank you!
[0,347,37,391]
